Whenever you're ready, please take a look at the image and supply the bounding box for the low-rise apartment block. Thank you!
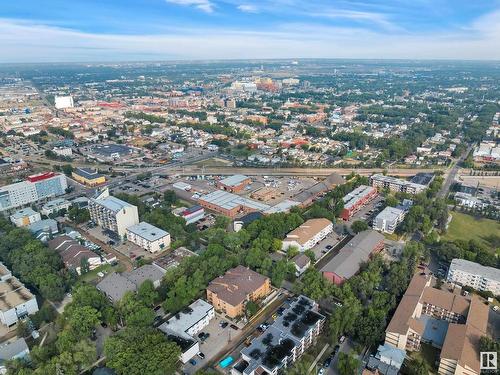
[126,222,170,253]
[447,258,500,295]
[231,296,325,375]
[281,218,333,252]
[40,198,72,216]
[89,188,139,238]
[10,207,41,227]
[385,273,490,375]
[207,266,271,318]
[372,206,405,234]
[0,263,39,327]
[370,174,427,195]
[48,235,103,275]
[340,185,378,221]
[158,299,215,363]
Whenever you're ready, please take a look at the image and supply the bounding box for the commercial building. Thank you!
[291,173,345,208]
[158,299,215,363]
[370,174,427,195]
[54,95,74,109]
[48,235,102,275]
[126,222,170,253]
[10,208,41,227]
[231,296,325,375]
[52,146,73,157]
[281,218,333,252]
[372,206,406,234]
[0,263,39,327]
[97,264,166,303]
[384,273,490,375]
[198,190,270,218]
[178,205,205,224]
[91,144,135,161]
[340,185,378,220]
[217,175,252,193]
[89,189,139,239]
[321,230,384,285]
[207,266,271,318]
[154,247,196,272]
[453,192,487,210]
[72,168,106,187]
[0,172,67,212]
[447,258,500,295]
[40,198,71,216]
[172,181,192,191]
[473,141,500,166]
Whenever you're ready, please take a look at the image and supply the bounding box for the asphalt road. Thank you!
[437,145,473,199]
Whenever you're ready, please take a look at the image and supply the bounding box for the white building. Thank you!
[54,96,74,109]
[126,222,170,253]
[10,208,41,227]
[89,188,139,239]
[0,263,39,327]
[52,147,73,157]
[370,174,426,195]
[0,172,67,212]
[372,206,406,234]
[158,299,214,363]
[40,198,72,216]
[447,259,500,295]
[453,192,487,209]
[282,218,333,252]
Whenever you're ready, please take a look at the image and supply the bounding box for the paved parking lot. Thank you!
[347,195,385,226]
[182,315,244,374]
[310,232,343,261]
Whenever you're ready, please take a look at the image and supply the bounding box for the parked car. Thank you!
[339,335,346,344]
[189,359,197,366]
[326,245,333,250]
[220,321,228,328]
[323,355,333,368]
[230,324,239,330]
[197,352,205,359]
[317,368,325,375]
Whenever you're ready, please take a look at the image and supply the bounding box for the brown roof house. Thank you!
[48,235,103,275]
[206,266,271,318]
[384,273,491,375]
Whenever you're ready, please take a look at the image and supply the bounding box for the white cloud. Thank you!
[166,0,215,13]
[237,4,258,13]
[0,13,499,63]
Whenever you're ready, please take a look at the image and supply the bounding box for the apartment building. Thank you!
[231,296,325,375]
[281,218,333,252]
[207,266,271,318]
[0,263,39,327]
[48,235,102,275]
[321,230,384,285]
[447,258,500,295]
[370,174,427,195]
[40,198,72,216]
[385,273,490,375]
[89,189,139,239]
[10,208,41,227]
[372,206,405,234]
[0,172,67,212]
[126,222,170,253]
[340,185,378,221]
[158,299,215,363]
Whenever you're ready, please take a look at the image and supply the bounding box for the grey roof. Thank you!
[449,258,500,282]
[126,222,169,242]
[10,207,38,219]
[0,338,29,361]
[27,219,58,234]
[93,196,135,213]
[126,264,166,286]
[342,185,375,209]
[96,273,137,302]
[366,357,400,375]
[321,230,384,279]
[158,299,213,339]
[73,167,103,180]
[199,190,270,211]
[42,198,70,210]
[375,206,404,222]
[219,174,250,187]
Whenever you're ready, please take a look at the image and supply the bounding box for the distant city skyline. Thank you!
[1,0,500,62]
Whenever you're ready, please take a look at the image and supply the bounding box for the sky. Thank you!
[1,0,500,62]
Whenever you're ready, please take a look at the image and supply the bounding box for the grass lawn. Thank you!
[443,211,500,251]
[78,263,125,283]
[403,343,440,375]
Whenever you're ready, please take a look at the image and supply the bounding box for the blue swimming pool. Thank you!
[219,356,234,368]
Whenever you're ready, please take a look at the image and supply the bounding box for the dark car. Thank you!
[220,322,228,328]
[230,324,239,330]
[153,316,163,327]
[189,359,197,366]
[197,332,205,339]
[323,355,333,368]
[101,321,108,328]
[326,245,333,250]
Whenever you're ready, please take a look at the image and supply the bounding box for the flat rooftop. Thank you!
[93,195,135,213]
[0,277,35,311]
[159,299,213,338]
[219,174,250,187]
[450,258,500,282]
[127,222,169,242]
[199,190,270,212]
[375,206,404,221]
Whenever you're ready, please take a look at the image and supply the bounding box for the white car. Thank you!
[317,368,325,375]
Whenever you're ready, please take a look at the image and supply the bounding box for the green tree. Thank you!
[337,352,360,375]
[104,327,181,375]
[351,220,369,233]
[138,280,159,307]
